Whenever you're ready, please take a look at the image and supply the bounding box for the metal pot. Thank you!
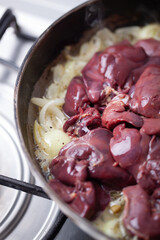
[14,0,160,239]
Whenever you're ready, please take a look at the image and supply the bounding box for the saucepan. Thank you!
[14,0,160,239]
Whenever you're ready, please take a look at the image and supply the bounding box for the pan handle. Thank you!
[0,174,68,238]
[0,174,50,199]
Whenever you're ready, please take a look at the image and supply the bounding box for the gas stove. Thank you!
[0,1,95,239]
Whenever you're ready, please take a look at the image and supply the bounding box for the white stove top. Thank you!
[0,1,86,239]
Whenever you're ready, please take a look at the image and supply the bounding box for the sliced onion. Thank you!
[52,64,64,83]
[31,97,49,107]
[43,128,71,159]
[138,23,160,40]
[96,28,116,48]
[115,26,141,44]
[34,120,71,162]
[34,120,49,153]
[39,100,66,130]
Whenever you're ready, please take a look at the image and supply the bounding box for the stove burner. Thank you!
[0,83,62,240]
[0,113,32,238]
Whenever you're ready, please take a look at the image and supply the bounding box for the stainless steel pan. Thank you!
[14,0,160,239]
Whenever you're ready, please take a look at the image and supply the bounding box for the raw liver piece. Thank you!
[63,76,90,117]
[82,41,147,103]
[123,185,160,239]
[110,124,142,169]
[129,65,160,118]
[49,179,110,219]
[141,118,160,135]
[135,38,160,56]
[110,124,151,187]
[137,136,160,191]
[50,128,131,188]
[102,94,143,129]
[63,107,101,137]
[50,156,88,186]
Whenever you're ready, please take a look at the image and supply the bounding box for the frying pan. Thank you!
[14,0,160,239]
